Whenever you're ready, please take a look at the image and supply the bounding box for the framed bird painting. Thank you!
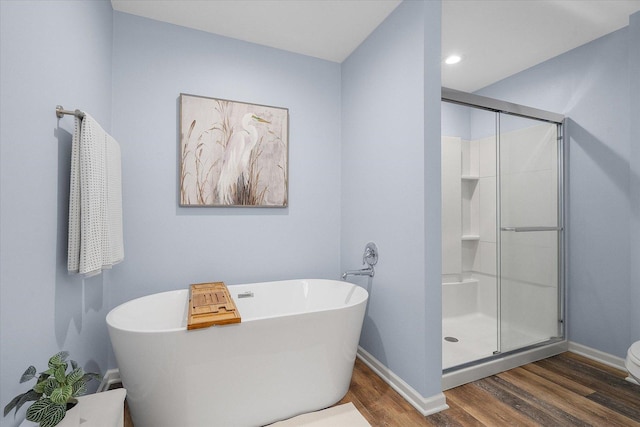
[179,94,289,207]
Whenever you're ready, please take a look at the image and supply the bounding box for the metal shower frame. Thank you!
[441,87,566,367]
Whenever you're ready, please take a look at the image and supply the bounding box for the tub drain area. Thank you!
[444,336,459,343]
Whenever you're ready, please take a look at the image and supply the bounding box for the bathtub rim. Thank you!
[106,278,368,334]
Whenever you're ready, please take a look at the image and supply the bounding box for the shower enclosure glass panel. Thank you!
[442,103,499,369]
[442,91,564,376]
[498,114,561,353]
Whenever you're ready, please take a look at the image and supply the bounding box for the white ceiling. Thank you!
[111,0,640,92]
[442,0,640,91]
[110,0,402,63]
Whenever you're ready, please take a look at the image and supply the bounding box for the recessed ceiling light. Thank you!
[445,55,461,65]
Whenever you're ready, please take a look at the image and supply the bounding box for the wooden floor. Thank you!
[123,351,640,426]
[341,352,640,426]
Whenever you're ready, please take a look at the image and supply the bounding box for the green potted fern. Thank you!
[3,351,100,427]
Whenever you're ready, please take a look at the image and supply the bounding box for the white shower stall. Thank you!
[441,89,566,387]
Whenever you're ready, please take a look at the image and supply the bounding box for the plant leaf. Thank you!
[40,405,67,427]
[40,403,66,427]
[82,372,101,383]
[66,367,83,385]
[33,379,47,394]
[4,392,26,416]
[49,385,72,405]
[48,351,69,369]
[43,377,58,396]
[20,366,36,383]
[70,360,78,371]
[14,389,41,414]
[54,364,67,384]
[71,381,86,397]
[26,398,53,423]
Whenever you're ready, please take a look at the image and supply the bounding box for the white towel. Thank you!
[68,113,124,277]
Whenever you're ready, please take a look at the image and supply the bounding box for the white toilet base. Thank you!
[625,341,640,386]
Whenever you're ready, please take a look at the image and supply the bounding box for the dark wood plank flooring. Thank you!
[123,351,640,426]
[341,352,640,426]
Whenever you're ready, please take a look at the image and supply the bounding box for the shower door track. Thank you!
[442,336,566,375]
[442,87,565,124]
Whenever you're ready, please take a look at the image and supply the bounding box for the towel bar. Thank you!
[56,105,85,119]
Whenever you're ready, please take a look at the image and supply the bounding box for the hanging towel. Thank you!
[68,113,124,277]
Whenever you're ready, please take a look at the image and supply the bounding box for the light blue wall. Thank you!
[11,0,637,419]
[422,0,444,398]
[0,1,113,425]
[478,24,638,357]
[441,102,471,140]
[341,0,442,397]
[0,0,448,415]
[108,12,342,314]
[629,11,640,343]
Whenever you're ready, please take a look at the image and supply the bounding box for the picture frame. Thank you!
[179,93,289,207]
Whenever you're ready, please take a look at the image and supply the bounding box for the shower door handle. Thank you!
[501,226,563,232]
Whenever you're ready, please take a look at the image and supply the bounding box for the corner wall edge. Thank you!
[356,346,448,416]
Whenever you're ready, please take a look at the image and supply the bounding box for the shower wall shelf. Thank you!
[461,174,479,242]
[460,140,480,275]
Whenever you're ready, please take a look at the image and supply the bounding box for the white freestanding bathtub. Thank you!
[106,279,368,427]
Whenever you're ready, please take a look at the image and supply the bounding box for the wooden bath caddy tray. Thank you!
[187,282,241,330]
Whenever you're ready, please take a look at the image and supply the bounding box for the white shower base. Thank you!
[442,275,497,370]
[442,274,558,373]
[442,336,567,390]
[442,303,567,390]
[442,312,550,370]
[443,312,496,370]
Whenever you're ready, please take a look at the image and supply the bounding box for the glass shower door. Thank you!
[498,114,563,353]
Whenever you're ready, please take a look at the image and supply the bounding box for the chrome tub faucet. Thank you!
[342,242,378,280]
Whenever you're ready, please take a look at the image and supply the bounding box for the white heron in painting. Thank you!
[216,112,270,204]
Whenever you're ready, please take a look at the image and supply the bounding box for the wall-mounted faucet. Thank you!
[342,242,379,280]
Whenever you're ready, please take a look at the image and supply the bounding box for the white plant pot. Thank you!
[18,389,126,427]
[62,402,80,427]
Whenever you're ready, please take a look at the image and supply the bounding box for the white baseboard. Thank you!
[567,341,626,371]
[97,368,121,392]
[356,346,449,417]
[567,341,639,384]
